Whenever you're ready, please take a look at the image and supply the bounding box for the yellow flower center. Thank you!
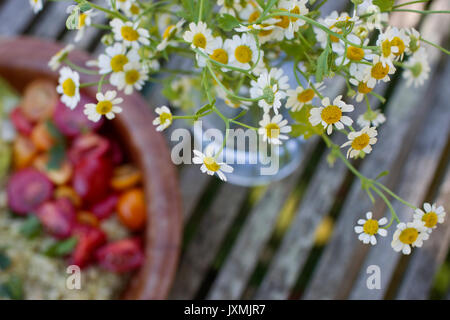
[422,212,438,228]
[121,25,139,42]
[259,26,274,37]
[346,46,365,61]
[96,100,113,115]
[203,157,220,172]
[210,48,229,64]
[390,36,405,56]
[381,39,391,57]
[163,25,175,39]
[62,78,76,97]
[371,62,389,80]
[125,69,140,85]
[235,45,252,64]
[297,88,315,103]
[363,219,379,235]
[290,6,300,22]
[249,11,260,23]
[275,9,290,29]
[159,112,172,125]
[351,133,370,150]
[110,54,128,72]
[399,227,419,245]
[321,105,342,124]
[358,82,372,94]
[265,123,280,139]
[78,13,87,28]
[130,4,140,15]
[193,33,207,49]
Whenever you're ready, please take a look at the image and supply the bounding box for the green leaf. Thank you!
[315,42,330,82]
[217,14,241,32]
[79,2,92,12]
[373,0,395,12]
[196,103,214,116]
[20,216,42,239]
[43,237,78,257]
[232,109,248,120]
[47,143,66,170]
[375,170,389,180]
[0,275,24,300]
[289,105,324,139]
[0,250,11,270]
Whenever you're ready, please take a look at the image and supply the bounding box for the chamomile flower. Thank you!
[391,220,429,255]
[183,21,215,54]
[403,48,430,88]
[309,96,354,135]
[341,126,377,159]
[269,0,308,40]
[98,43,140,75]
[48,44,74,71]
[153,106,173,131]
[364,55,396,88]
[66,5,96,42]
[335,34,373,66]
[405,28,421,54]
[192,147,233,181]
[354,212,388,245]
[258,114,291,145]
[228,34,259,69]
[123,2,142,20]
[250,70,286,114]
[314,11,355,50]
[377,27,410,66]
[29,0,43,13]
[216,86,251,110]
[217,0,241,16]
[413,203,446,233]
[349,67,375,102]
[110,0,136,12]
[357,110,386,128]
[286,83,325,112]
[239,1,262,22]
[156,19,185,51]
[110,18,150,49]
[111,61,148,95]
[56,67,80,110]
[197,37,231,71]
[84,90,123,122]
[357,3,388,31]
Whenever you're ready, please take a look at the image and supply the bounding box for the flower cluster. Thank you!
[31,0,448,252]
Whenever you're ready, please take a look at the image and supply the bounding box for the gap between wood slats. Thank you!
[303,0,449,300]
[0,0,39,36]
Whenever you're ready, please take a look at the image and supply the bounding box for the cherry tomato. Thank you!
[77,211,100,227]
[21,79,57,122]
[111,165,142,191]
[90,193,118,220]
[72,156,113,206]
[116,188,147,231]
[13,135,37,169]
[54,186,82,208]
[30,122,54,152]
[10,107,33,136]
[68,133,110,165]
[7,168,54,215]
[36,198,76,239]
[95,238,144,273]
[53,96,103,138]
[70,224,107,268]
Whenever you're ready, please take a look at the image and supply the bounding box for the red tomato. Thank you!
[7,168,54,215]
[10,108,33,136]
[53,96,103,138]
[36,198,76,239]
[68,133,110,165]
[95,238,144,273]
[72,156,113,206]
[70,224,107,268]
[90,193,119,220]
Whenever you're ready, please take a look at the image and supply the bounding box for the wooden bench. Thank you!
[1,0,449,300]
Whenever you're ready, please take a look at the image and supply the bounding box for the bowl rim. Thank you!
[0,36,182,300]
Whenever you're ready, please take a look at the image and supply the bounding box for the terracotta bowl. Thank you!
[0,37,182,299]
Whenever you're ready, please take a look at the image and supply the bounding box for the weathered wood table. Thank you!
[0,0,449,300]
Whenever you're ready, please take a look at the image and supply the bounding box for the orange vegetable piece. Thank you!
[111,165,142,191]
[13,135,37,169]
[31,122,54,152]
[33,154,73,185]
[21,79,57,122]
[54,186,82,208]
[117,188,147,231]
[77,211,100,227]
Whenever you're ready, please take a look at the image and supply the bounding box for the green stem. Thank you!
[371,186,401,225]
[371,180,418,210]
[74,0,128,21]
[230,120,258,130]
[420,37,450,55]
[64,59,98,75]
[391,9,450,15]
[198,0,205,22]
[392,0,430,9]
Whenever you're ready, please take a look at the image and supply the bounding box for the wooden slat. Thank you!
[349,60,450,300]
[254,83,386,299]
[170,183,249,299]
[28,1,68,39]
[396,161,450,299]
[303,0,450,300]
[0,0,36,36]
